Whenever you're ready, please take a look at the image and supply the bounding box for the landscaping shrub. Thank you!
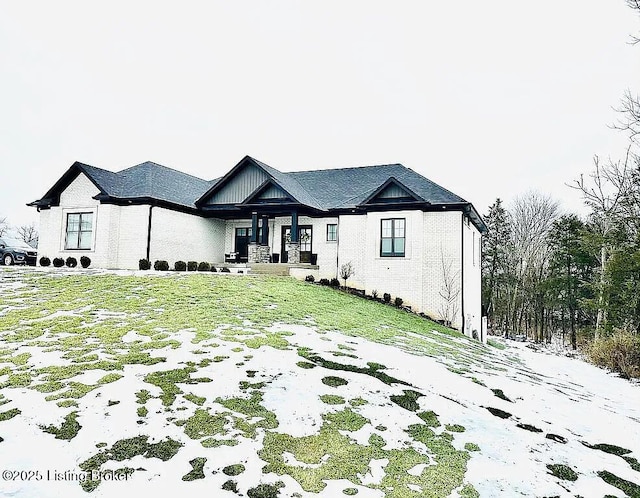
[39,257,51,267]
[197,261,211,271]
[53,257,64,268]
[210,265,217,272]
[138,259,151,270]
[395,297,404,307]
[305,274,315,283]
[319,278,330,286]
[220,267,230,273]
[329,278,340,288]
[187,261,198,271]
[65,257,77,268]
[588,330,640,379]
[371,289,378,299]
[383,292,391,303]
[154,260,169,271]
[174,260,187,271]
[80,256,91,268]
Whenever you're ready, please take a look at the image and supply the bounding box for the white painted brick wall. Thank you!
[462,219,482,338]
[149,208,225,266]
[421,211,463,328]
[37,173,482,334]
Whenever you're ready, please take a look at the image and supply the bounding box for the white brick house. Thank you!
[29,156,486,339]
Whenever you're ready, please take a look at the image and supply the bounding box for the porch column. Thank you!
[288,210,300,264]
[250,212,258,244]
[248,211,259,263]
[260,215,269,246]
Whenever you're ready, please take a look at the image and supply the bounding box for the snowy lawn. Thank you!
[0,267,639,497]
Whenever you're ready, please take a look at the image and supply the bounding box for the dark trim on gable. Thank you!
[358,177,425,206]
[240,179,294,205]
[28,162,109,209]
[195,155,268,207]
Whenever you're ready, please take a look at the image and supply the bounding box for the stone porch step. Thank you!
[249,263,319,276]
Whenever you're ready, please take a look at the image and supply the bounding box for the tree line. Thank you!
[482,1,640,354]
[0,216,39,246]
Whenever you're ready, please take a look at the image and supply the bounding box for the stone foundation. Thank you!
[287,242,300,264]
[248,244,271,264]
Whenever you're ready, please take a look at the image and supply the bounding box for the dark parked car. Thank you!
[0,237,37,266]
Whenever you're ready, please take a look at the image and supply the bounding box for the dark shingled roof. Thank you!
[30,156,485,231]
[115,161,215,208]
[288,163,467,209]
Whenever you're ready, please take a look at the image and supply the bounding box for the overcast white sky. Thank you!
[1,1,639,231]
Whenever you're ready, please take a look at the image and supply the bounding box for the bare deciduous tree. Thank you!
[339,261,354,289]
[508,192,559,341]
[438,247,460,328]
[613,91,640,144]
[0,216,8,237]
[17,223,38,245]
[568,152,634,337]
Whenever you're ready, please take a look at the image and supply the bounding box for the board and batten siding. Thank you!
[205,163,269,205]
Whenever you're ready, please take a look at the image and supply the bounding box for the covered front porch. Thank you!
[224,210,317,265]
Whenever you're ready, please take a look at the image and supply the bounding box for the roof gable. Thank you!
[197,156,271,206]
[28,162,115,208]
[241,180,294,205]
[359,177,425,206]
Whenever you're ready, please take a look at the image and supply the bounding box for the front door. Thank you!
[235,227,252,262]
[281,226,312,263]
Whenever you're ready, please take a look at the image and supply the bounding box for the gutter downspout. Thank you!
[335,217,340,279]
[461,211,465,335]
[146,205,154,262]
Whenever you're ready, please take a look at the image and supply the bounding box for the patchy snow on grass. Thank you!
[1,268,639,498]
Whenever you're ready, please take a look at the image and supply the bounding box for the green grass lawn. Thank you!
[0,268,495,497]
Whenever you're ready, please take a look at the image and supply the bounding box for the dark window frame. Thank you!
[380,218,405,257]
[65,212,93,250]
[326,223,337,242]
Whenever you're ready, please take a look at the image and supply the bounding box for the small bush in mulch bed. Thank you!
[174,261,187,271]
[305,274,315,283]
[329,278,340,288]
[319,278,330,286]
[394,297,403,307]
[220,267,230,273]
[65,257,77,268]
[197,262,211,272]
[39,257,51,267]
[139,259,151,270]
[383,293,391,303]
[210,266,218,272]
[154,260,169,271]
[80,256,91,268]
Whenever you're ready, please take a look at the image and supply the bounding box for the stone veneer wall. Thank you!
[287,242,300,264]
[248,244,271,263]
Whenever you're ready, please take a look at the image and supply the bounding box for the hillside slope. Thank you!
[0,268,639,497]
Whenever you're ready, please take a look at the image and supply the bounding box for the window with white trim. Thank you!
[380,218,405,257]
[65,212,93,250]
